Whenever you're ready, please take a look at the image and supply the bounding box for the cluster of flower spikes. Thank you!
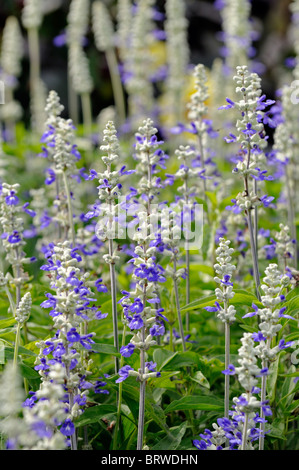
[67,0,93,98]
[0,15,23,128]
[37,90,83,239]
[0,182,36,296]
[123,0,156,126]
[41,90,81,177]
[261,223,296,269]
[173,63,220,190]
[193,332,267,450]
[243,263,294,361]
[0,361,68,450]
[217,0,252,75]
[172,144,209,218]
[164,0,189,127]
[93,120,135,248]
[221,65,275,213]
[34,240,109,436]
[117,119,168,383]
[205,238,237,324]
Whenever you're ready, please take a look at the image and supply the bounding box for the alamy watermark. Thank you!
[95,200,204,251]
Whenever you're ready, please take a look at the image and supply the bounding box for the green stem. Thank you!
[113,324,127,450]
[137,329,146,450]
[241,410,249,450]
[106,48,126,125]
[81,92,93,137]
[5,285,16,316]
[13,323,21,367]
[108,239,119,374]
[224,320,230,419]
[68,66,79,125]
[27,27,40,89]
[173,255,186,352]
[62,171,76,247]
[245,208,261,301]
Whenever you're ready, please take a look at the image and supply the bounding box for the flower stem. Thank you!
[62,171,76,247]
[137,329,146,450]
[259,337,271,450]
[106,48,126,125]
[81,92,93,137]
[246,208,261,301]
[173,255,187,352]
[13,322,21,367]
[224,320,230,419]
[241,410,249,450]
[113,324,127,450]
[109,239,120,374]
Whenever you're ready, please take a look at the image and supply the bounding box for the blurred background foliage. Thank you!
[0,0,296,127]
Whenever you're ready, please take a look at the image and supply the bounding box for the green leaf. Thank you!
[91,342,120,357]
[162,351,201,370]
[164,395,224,413]
[18,362,40,380]
[284,295,299,318]
[279,365,297,410]
[153,348,178,370]
[267,355,280,404]
[190,371,210,389]
[181,289,261,312]
[75,405,117,427]
[148,371,180,389]
[0,318,16,328]
[151,422,187,450]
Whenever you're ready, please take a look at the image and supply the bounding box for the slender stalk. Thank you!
[173,255,187,352]
[197,131,209,223]
[109,238,119,374]
[81,92,93,137]
[137,321,146,450]
[13,322,21,367]
[259,337,271,450]
[285,165,297,268]
[113,324,127,450]
[69,391,78,450]
[253,179,258,253]
[184,175,190,331]
[245,207,261,301]
[62,171,76,247]
[68,67,79,126]
[241,408,249,450]
[5,285,15,316]
[185,246,190,331]
[27,27,40,90]
[106,48,126,125]
[224,320,230,419]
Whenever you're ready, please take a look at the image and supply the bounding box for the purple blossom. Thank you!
[115,365,134,383]
[243,303,259,318]
[128,314,143,330]
[60,419,75,436]
[5,191,19,206]
[22,202,36,217]
[222,364,236,375]
[120,343,135,357]
[205,301,221,312]
[218,98,235,110]
[252,331,267,342]
[278,307,295,320]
